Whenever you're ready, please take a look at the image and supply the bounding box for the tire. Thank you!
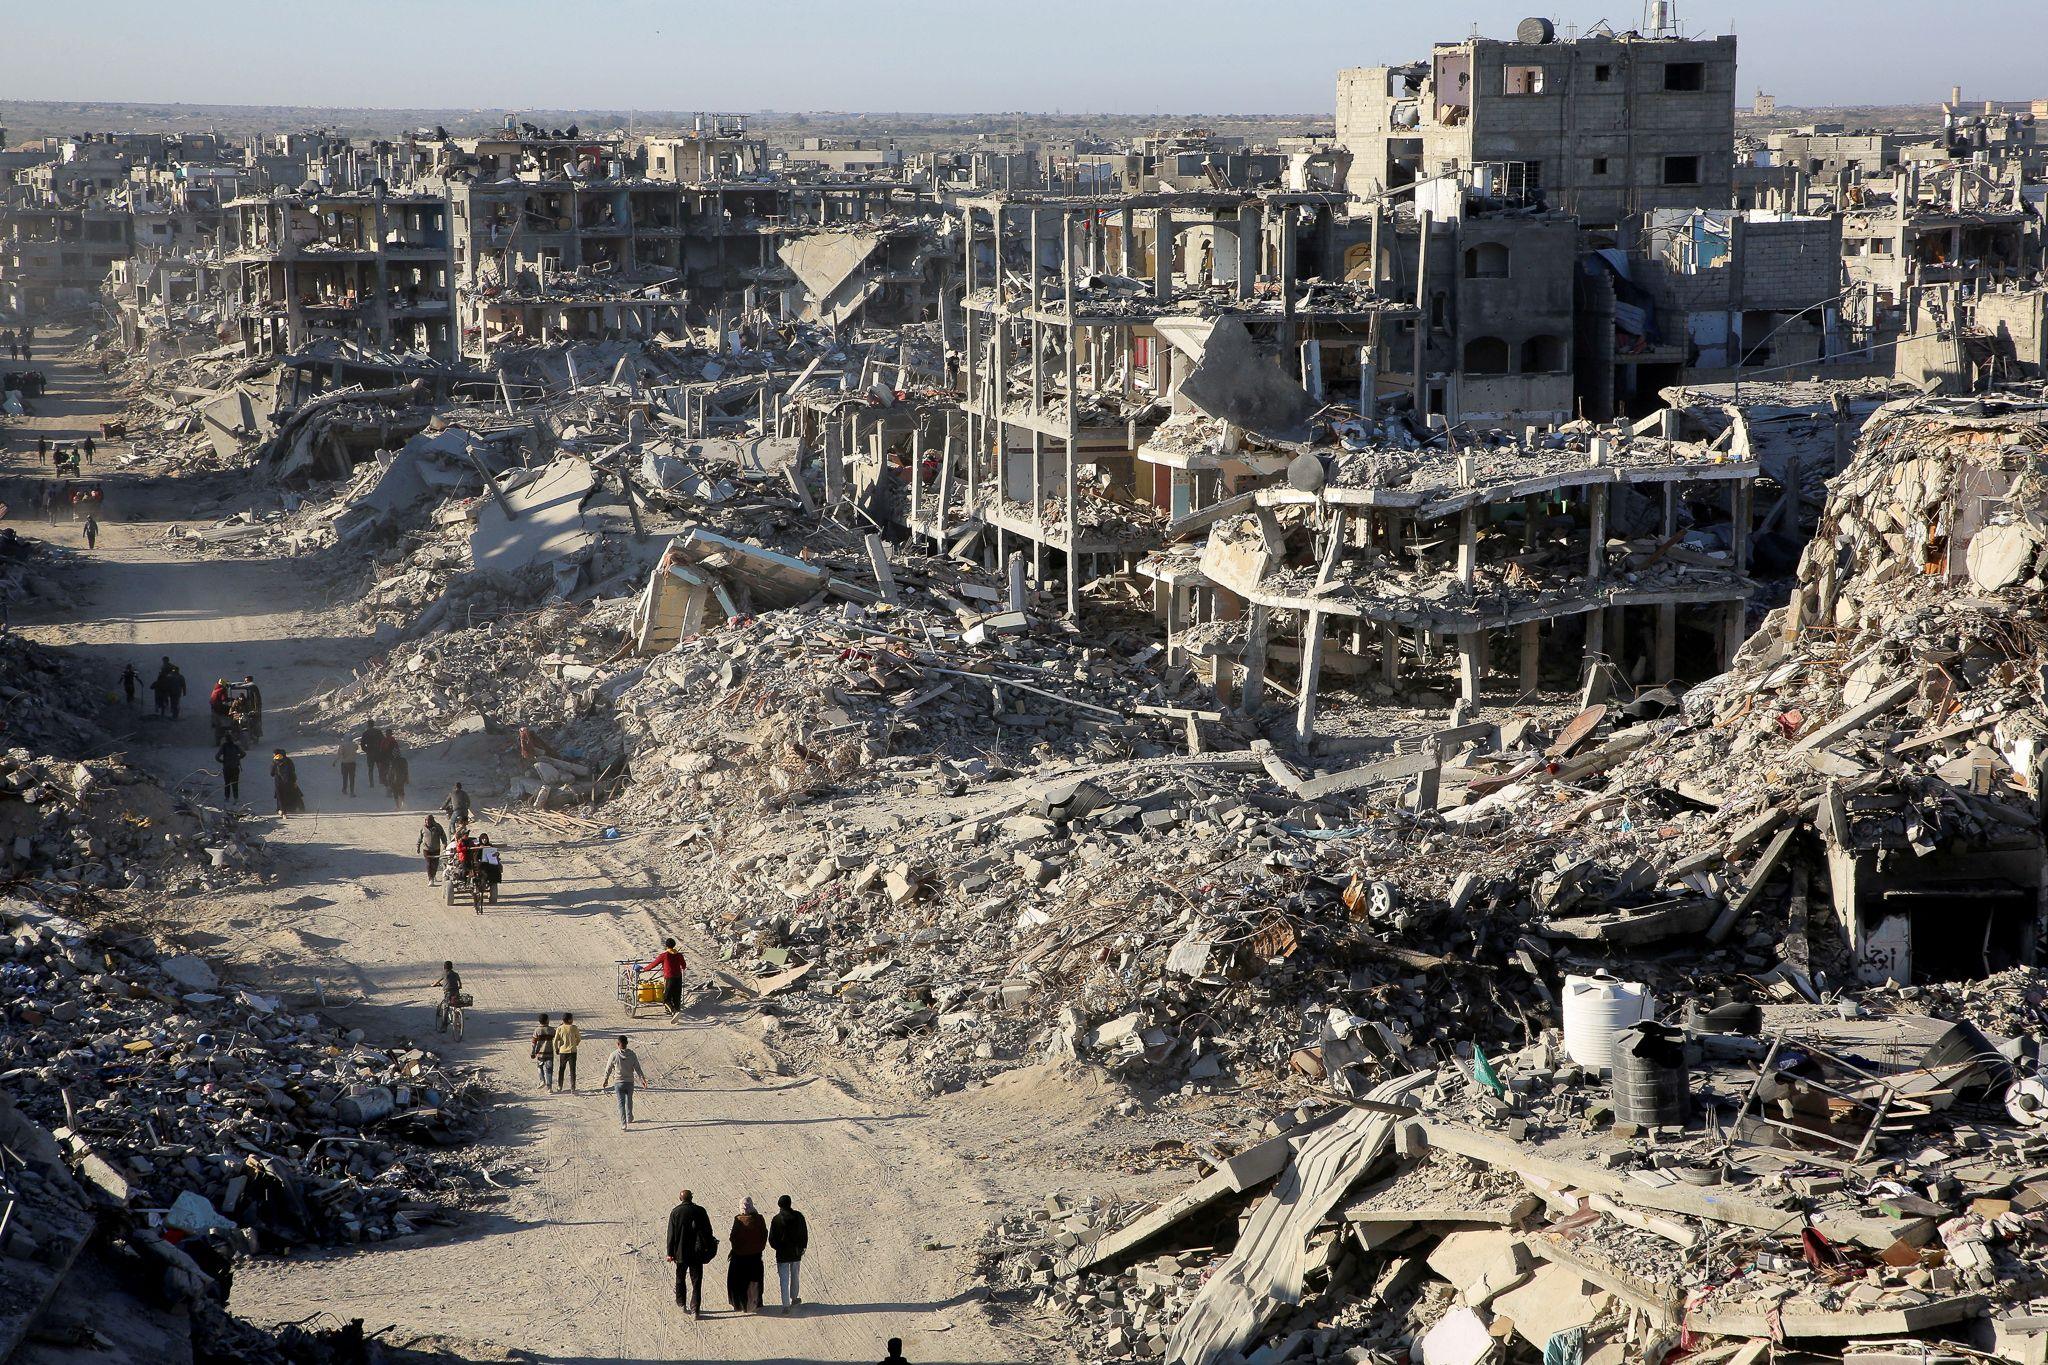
[444,880,457,906]
[451,1009,465,1042]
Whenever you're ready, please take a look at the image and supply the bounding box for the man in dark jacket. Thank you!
[768,1194,810,1311]
[215,736,244,803]
[879,1339,910,1365]
[665,1189,715,1318]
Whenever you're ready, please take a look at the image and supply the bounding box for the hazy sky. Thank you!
[8,0,2046,114]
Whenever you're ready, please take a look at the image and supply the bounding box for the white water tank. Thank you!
[1562,973,1653,1074]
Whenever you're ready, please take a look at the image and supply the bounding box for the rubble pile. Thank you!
[989,997,2048,1365]
[309,600,628,752]
[0,633,254,893]
[108,343,274,477]
[0,898,493,1251]
[0,527,78,616]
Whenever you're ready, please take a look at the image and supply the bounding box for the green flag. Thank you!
[1472,1047,1505,1097]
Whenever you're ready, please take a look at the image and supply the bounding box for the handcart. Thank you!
[616,959,663,1018]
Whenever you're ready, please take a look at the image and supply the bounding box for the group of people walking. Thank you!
[357,720,410,807]
[5,327,33,362]
[665,1190,811,1319]
[148,656,187,718]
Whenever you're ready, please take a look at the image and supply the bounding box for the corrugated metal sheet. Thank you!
[1168,1073,1428,1365]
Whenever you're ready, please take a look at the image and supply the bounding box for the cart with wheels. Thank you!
[616,959,663,1018]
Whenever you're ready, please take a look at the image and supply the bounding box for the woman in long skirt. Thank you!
[726,1197,768,1313]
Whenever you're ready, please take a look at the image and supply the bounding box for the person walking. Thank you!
[665,1189,716,1319]
[530,1013,557,1091]
[334,737,358,797]
[879,1339,911,1365]
[552,1012,582,1092]
[81,435,94,465]
[81,513,98,550]
[119,662,139,711]
[360,721,386,786]
[417,815,447,884]
[726,1199,768,1314]
[645,938,687,1020]
[35,437,46,464]
[600,1035,648,1128]
[164,662,187,719]
[768,1195,810,1312]
[386,742,409,809]
[269,749,303,817]
[441,781,472,828]
[215,735,244,804]
[151,657,177,718]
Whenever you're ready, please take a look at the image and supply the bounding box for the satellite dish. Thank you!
[1517,16,1556,43]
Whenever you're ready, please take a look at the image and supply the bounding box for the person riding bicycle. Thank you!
[435,961,466,1035]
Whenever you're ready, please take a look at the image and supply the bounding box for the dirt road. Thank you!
[7,333,1048,1364]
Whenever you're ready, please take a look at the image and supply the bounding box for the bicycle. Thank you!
[435,992,471,1041]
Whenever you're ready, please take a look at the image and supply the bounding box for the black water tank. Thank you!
[1517,17,1557,44]
[1612,1020,1691,1127]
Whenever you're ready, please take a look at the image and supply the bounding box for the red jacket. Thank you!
[646,949,686,980]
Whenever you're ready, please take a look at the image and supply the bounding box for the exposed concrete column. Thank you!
[1720,601,1747,668]
[1359,315,1379,419]
[1457,504,1478,587]
[1278,204,1297,318]
[1063,212,1080,619]
[1029,209,1045,564]
[1412,210,1432,421]
[1380,623,1401,688]
[958,206,975,542]
[1164,581,1185,666]
[1654,603,1678,682]
[1295,609,1327,745]
[1517,621,1542,695]
[1586,484,1609,582]
[1581,609,1609,705]
[1120,205,1136,275]
[1457,630,1486,710]
[1731,478,1754,575]
[1152,208,1174,301]
[1235,203,1258,301]
[1241,604,1272,710]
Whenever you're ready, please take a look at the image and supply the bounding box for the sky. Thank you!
[8,0,2047,115]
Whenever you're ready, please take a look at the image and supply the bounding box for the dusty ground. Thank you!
[1,330,1173,1364]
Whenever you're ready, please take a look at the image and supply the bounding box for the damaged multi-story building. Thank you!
[225,185,457,360]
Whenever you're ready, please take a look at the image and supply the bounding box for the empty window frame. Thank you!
[1593,63,1613,82]
[1504,64,1547,96]
[1462,337,1512,374]
[1664,62,1705,91]
[1662,155,1702,186]
[1592,156,1611,176]
[1463,242,1511,278]
[1521,334,1568,372]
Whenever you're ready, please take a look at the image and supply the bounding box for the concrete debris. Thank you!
[39,74,2048,1363]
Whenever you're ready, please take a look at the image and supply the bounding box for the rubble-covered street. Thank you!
[7,10,2048,1364]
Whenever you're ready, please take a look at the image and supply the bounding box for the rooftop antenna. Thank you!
[1643,0,1680,35]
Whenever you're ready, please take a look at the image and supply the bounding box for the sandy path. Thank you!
[6,333,1042,1365]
